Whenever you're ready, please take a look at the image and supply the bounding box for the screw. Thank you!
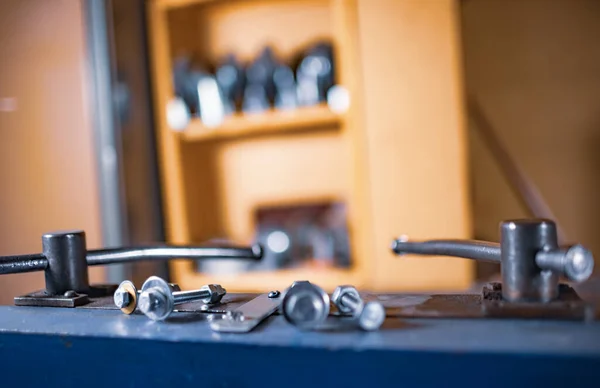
[64,290,78,298]
[535,245,594,283]
[331,285,385,331]
[268,290,280,298]
[114,288,131,308]
[138,276,226,321]
[113,280,138,315]
[281,281,330,330]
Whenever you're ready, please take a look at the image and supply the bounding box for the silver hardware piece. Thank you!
[210,293,281,333]
[281,280,330,330]
[114,286,131,308]
[331,285,385,331]
[138,276,226,321]
[113,280,181,315]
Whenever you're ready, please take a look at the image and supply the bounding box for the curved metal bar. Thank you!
[0,254,48,274]
[0,245,263,274]
[86,244,263,266]
[391,239,501,263]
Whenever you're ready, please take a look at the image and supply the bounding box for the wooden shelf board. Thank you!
[154,0,216,11]
[179,105,342,142]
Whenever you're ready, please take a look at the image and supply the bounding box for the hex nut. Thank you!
[113,288,131,308]
[202,284,226,304]
[331,285,362,314]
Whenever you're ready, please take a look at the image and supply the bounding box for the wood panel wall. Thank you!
[0,0,103,304]
[463,0,600,276]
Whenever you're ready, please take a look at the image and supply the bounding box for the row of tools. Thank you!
[113,276,385,332]
[168,42,347,129]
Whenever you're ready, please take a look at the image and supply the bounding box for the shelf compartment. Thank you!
[179,104,342,142]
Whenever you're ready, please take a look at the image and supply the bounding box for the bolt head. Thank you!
[113,289,131,308]
[201,284,226,304]
[565,245,594,282]
[331,285,361,314]
[281,281,330,330]
[358,301,386,331]
[139,287,173,321]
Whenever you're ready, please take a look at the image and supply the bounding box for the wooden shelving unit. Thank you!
[147,0,475,293]
[180,105,341,143]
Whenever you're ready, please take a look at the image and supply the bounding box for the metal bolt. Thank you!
[138,276,226,321]
[63,290,78,298]
[268,290,280,298]
[331,285,385,331]
[535,244,594,283]
[114,288,131,308]
[113,280,138,315]
[281,281,330,330]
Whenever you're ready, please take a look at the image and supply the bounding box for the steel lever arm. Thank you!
[0,230,263,298]
[0,244,262,275]
[391,239,501,263]
[390,219,594,303]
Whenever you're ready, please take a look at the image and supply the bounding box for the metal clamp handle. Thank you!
[0,230,262,296]
[391,219,594,303]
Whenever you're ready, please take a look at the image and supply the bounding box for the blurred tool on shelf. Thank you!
[196,202,351,276]
[167,41,339,131]
[296,42,334,106]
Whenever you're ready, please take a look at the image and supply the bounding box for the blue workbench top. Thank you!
[1,304,600,387]
[1,305,600,355]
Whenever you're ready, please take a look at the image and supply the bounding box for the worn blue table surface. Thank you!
[1,305,600,387]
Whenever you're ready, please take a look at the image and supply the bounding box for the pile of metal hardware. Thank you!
[112,275,386,332]
[0,218,597,333]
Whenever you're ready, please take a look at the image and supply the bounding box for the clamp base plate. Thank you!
[14,284,118,308]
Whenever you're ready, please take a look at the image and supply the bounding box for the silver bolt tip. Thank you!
[139,288,171,321]
[358,301,386,331]
[202,284,227,304]
[113,289,131,308]
[565,245,594,282]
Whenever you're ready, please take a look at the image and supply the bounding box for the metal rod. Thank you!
[0,245,262,275]
[172,289,210,304]
[391,239,501,263]
[0,254,48,274]
[86,245,263,265]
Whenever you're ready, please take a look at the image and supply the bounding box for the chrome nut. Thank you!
[331,285,363,315]
[201,284,226,304]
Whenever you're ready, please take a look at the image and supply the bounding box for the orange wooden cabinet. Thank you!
[147,0,473,292]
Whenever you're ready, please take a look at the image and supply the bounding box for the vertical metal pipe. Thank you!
[83,0,129,283]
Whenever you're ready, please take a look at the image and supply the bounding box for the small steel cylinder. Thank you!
[43,230,90,295]
[500,219,559,302]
